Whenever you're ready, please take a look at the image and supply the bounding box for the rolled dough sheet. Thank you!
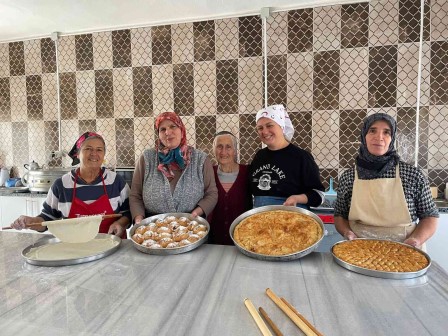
[25,238,119,261]
[46,216,102,243]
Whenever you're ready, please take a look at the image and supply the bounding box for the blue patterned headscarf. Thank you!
[356,113,400,179]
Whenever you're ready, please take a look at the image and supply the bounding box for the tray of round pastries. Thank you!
[331,239,431,279]
[130,213,209,255]
[229,205,325,261]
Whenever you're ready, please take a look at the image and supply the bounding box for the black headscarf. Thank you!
[356,113,400,179]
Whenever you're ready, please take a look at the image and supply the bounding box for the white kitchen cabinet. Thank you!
[0,196,47,228]
[426,213,448,272]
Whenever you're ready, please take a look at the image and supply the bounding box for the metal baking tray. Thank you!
[129,213,209,255]
[331,239,431,279]
[229,205,325,261]
[22,233,121,266]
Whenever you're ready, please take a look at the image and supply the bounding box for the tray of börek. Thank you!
[331,239,431,279]
[229,205,324,261]
[130,213,209,255]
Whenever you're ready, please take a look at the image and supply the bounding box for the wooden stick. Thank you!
[281,298,324,336]
[2,226,12,230]
[259,307,283,336]
[244,298,273,336]
[30,213,123,227]
[265,288,317,336]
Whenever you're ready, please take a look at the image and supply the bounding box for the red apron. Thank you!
[68,170,127,239]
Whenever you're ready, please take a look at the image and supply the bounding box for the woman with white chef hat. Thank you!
[249,104,325,208]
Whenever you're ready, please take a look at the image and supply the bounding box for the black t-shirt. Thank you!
[249,144,324,207]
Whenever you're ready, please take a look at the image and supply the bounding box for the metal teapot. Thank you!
[24,160,41,171]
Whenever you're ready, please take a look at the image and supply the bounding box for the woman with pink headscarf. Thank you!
[250,105,325,208]
[130,112,217,224]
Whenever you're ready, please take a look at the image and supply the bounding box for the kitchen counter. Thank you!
[0,232,447,335]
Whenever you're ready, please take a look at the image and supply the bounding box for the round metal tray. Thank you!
[229,205,325,261]
[22,233,121,266]
[331,239,431,279]
[129,213,209,255]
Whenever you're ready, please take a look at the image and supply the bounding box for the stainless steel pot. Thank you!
[21,168,71,193]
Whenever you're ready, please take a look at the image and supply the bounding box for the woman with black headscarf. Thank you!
[334,113,438,249]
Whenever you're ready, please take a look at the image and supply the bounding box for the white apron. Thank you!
[348,165,417,243]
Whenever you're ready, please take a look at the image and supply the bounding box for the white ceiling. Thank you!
[0,0,345,42]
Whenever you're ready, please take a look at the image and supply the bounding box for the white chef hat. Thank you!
[255,104,295,141]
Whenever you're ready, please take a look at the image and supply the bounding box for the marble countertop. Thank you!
[0,232,447,335]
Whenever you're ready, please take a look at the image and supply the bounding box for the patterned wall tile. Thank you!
[78,119,97,134]
[397,107,417,164]
[194,21,215,62]
[0,122,13,166]
[195,115,216,157]
[41,38,56,74]
[399,0,429,43]
[97,118,117,167]
[0,78,11,121]
[9,42,25,76]
[95,69,114,118]
[216,114,240,139]
[339,109,366,144]
[419,42,431,106]
[367,106,397,118]
[134,117,154,164]
[239,16,262,58]
[131,27,152,67]
[41,73,57,121]
[215,18,239,60]
[239,113,260,165]
[369,0,399,46]
[172,23,194,64]
[397,43,419,107]
[93,31,113,70]
[418,106,429,169]
[26,75,43,120]
[12,122,29,169]
[238,57,263,114]
[428,169,448,195]
[430,41,448,105]
[58,36,76,73]
[113,68,134,118]
[152,64,173,114]
[289,111,312,153]
[266,11,287,56]
[60,119,79,167]
[152,25,172,65]
[314,5,341,51]
[341,3,369,48]
[287,52,313,112]
[132,66,152,118]
[59,72,77,119]
[24,39,42,75]
[181,115,196,147]
[116,118,135,167]
[216,59,238,114]
[368,45,397,108]
[431,0,448,41]
[288,9,313,53]
[267,55,287,107]
[173,63,194,116]
[340,48,368,109]
[75,34,94,71]
[320,168,339,189]
[312,110,339,168]
[76,70,96,120]
[27,120,46,165]
[194,61,216,115]
[10,76,27,122]
[0,43,10,77]
[314,50,340,110]
[428,105,448,169]
[44,120,60,166]
[112,30,132,68]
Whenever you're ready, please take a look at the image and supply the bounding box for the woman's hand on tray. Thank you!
[344,230,357,240]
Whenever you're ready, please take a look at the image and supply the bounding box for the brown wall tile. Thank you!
[194,20,215,62]
[95,69,114,118]
[59,72,77,119]
[428,170,448,195]
[195,115,216,157]
[133,66,153,117]
[26,75,43,120]
[79,119,97,134]
[397,107,416,164]
[399,0,429,43]
[45,120,61,167]
[216,59,238,114]
[152,25,172,65]
[340,144,358,168]
[369,46,398,107]
[341,3,369,48]
[340,109,366,144]
[267,55,287,107]
[430,41,448,105]
[116,118,135,167]
[314,50,340,110]
[418,106,429,169]
[288,9,313,53]
[112,30,132,68]
[0,78,11,121]
[75,34,94,71]
[41,38,56,73]
[239,114,260,165]
[9,42,25,76]
[173,63,194,115]
[239,16,262,57]
[319,169,339,190]
[290,111,312,153]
